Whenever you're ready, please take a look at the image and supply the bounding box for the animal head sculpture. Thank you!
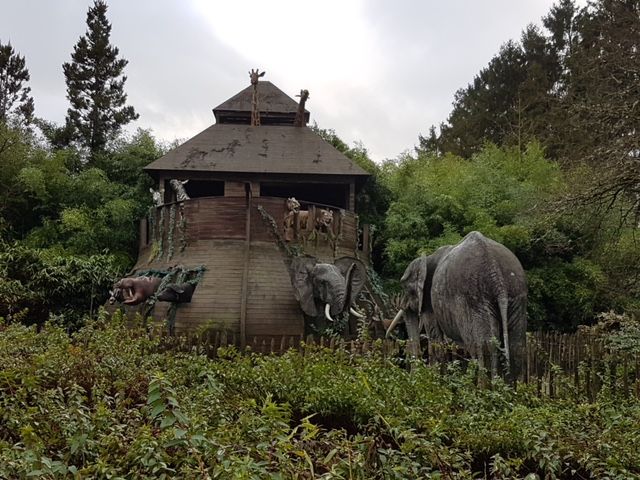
[286,197,301,213]
[156,282,196,303]
[149,188,163,207]
[169,179,190,202]
[109,276,163,306]
[290,255,367,322]
[386,246,452,339]
[249,68,265,85]
[316,209,334,231]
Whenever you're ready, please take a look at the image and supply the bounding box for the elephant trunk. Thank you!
[386,309,405,337]
[324,303,334,322]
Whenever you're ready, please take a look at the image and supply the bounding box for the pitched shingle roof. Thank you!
[144,124,369,177]
[213,81,309,125]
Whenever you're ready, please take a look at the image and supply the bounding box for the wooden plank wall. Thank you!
[224,181,261,197]
[246,242,304,337]
[170,240,244,335]
[128,196,367,340]
[134,239,244,336]
[184,199,246,240]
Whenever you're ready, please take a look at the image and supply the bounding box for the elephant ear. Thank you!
[400,256,428,313]
[290,255,319,317]
[334,257,367,307]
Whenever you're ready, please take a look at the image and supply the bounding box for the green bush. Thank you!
[0,244,122,327]
[0,315,638,478]
[380,142,637,329]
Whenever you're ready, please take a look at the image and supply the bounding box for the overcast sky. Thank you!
[2,0,569,162]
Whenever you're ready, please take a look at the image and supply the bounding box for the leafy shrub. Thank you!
[0,315,639,478]
[0,244,122,327]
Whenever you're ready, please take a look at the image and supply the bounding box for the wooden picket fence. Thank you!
[157,329,640,400]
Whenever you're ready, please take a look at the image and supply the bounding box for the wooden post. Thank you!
[348,182,355,211]
[239,183,252,350]
[361,224,370,257]
[574,332,580,398]
[139,218,148,249]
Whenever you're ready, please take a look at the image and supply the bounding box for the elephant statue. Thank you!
[290,255,367,325]
[109,276,163,306]
[156,282,196,303]
[386,231,527,380]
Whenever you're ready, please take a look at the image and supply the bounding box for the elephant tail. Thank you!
[498,294,510,372]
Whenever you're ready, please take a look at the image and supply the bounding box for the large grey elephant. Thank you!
[290,255,367,324]
[386,231,527,379]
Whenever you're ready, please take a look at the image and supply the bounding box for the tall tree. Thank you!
[63,0,138,156]
[0,41,34,125]
[562,0,640,222]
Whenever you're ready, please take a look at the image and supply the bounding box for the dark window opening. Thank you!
[260,182,348,209]
[185,180,225,198]
[163,180,172,203]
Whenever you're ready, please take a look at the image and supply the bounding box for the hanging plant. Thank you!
[167,204,176,261]
[156,207,165,261]
[148,206,156,242]
[138,265,206,334]
[333,209,345,259]
[257,205,297,258]
[179,204,187,252]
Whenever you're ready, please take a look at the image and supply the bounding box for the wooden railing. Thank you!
[139,196,370,259]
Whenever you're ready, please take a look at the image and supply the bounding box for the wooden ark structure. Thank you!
[124,77,372,345]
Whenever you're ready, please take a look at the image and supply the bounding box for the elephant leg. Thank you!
[488,308,502,379]
[466,305,500,378]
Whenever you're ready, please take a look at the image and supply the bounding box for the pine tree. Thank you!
[63,0,138,155]
[0,41,34,125]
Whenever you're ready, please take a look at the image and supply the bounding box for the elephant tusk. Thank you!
[324,303,334,322]
[386,309,405,338]
[128,288,133,299]
[349,307,364,318]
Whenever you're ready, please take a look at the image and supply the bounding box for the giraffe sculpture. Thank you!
[294,89,309,127]
[249,68,265,126]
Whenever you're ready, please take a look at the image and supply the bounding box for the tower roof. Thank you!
[145,79,369,180]
[144,124,369,178]
[213,81,310,126]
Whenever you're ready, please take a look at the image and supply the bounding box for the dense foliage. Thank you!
[0,122,163,326]
[380,142,639,330]
[0,315,638,479]
[422,0,640,236]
